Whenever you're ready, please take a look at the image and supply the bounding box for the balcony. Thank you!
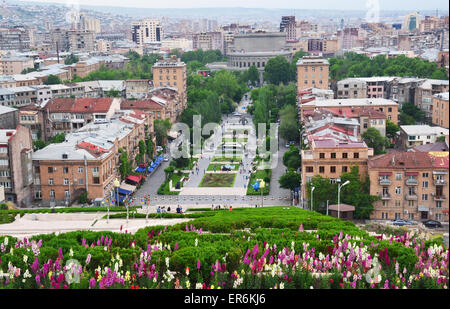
[379,179,391,185]
[434,195,446,201]
[434,179,447,186]
[405,178,418,186]
[380,193,391,200]
[405,194,418,200]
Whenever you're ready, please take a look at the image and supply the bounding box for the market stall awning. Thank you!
[148,167,154,173]
[113,193,126,203]
[118,188,132,195]
[126,175,140,183]
[120,183,136,192]
[418,205,429,212]
[135,167,146,173]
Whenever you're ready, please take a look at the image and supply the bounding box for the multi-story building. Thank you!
[300,98,399,124]
[125,80,152,99]
[152,56,187,109]
[416,79,449,120]
[10,86,37,107]
[432,92,449,128]
[0,27,31,51]
[131,19,162,45]
[337,78,367,99]
[301,138,372,198]
[368,151,448,222]
[280,16,297,41]
[0,105,18,129]
[0,88,15,107]
[399,125,449,149]
[0,126,34,207]
[0,57,35,75]
[337,28,359,50]
[66,30,95,52]
[297,56,329,92]
[192,32,223,53]
[0,76,16,89]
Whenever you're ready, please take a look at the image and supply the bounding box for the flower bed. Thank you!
[199,173,236,187]
[246,169,271,195]
[0,207,447,289]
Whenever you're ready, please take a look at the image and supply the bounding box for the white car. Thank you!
[163,157,169,162]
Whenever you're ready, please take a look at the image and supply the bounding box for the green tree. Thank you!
[264,56,291,85]
[282,146,302,170]
[33,139,47,150]
[48,133,66,144]
[154,119,171,146]
[278,171,302,191]
[146,133,154,157]
[386,120,400,143]
[247,65,259,86]
[64,53,79,65]
[362,127,388,155]
[45,75,62,85]
[306,175,337,212]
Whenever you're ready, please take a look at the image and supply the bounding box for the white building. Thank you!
[131,19,163,45]
[400,125,449,149]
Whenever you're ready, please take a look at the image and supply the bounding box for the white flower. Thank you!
[4,237,8,246]
[69,248,74,257]
[114,262,119,273]
[279,282,284,289]
[23,255,28,264]
[185,280,191,289]
[194,238,198,247]
[165,257,170,268]
[310,286,313,289]
[195,283,202,289]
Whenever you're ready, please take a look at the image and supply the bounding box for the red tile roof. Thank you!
[368,152,435,169]
[76,141,108,158]
[429,152,449,169]
[45,98,114,114]
[121,99,164,111]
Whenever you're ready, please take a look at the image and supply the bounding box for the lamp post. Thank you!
[337,180,350,219]
[113,178,120,222]
[260,179,265,208]
[311,186,315,211]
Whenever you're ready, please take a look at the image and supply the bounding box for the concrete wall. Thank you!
[231,33,287,52]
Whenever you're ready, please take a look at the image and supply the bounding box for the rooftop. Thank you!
[400,125,449,136]
[0,129,16,143]
[0,105,17,115]
[411,142,449,153]
[369,151,449,169]
[302,98,398,107]
[313,138,367,149]
[434,92,449,101]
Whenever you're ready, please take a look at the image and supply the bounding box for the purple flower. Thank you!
[58,248,63,259]
[197,260,201,270]
[175,243,178,250]
[86,254,92,265]
[35,275,41,286]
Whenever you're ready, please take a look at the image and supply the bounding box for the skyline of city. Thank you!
[16,0,450,11]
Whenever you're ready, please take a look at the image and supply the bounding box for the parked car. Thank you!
[156,146,163,152]
[423,220,442,228]
[163,156,169,162]
[392,219,413,226]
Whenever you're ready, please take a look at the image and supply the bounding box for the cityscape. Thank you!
[0,0,449,292]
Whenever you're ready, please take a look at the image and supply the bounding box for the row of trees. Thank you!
[263,50,309,85]
[329,52,448,81]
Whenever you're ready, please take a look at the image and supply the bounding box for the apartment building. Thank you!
[337,78,367,99]
[33,113,154,206]
[192,32,223,53]
[11,86,37,107]
[300,98,399,124]
[297,56,329,92]
[152,56,187,109]
[0,27,31,51]
[301,138,372,198]
[0,126,34,207]
[0,57,34,75]
[399,125,449,149]
[131,19,162,45]
[0,89,15,107]
[0,76,16,89]
[280,16,297,41]
[416,79,449,120]
[125,80,152,99]
[432,92,449,128]
[368,151,449,222]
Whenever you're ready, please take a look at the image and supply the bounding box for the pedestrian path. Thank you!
[180,187,247,195]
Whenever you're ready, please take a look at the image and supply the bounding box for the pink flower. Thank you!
[197,260,201,270]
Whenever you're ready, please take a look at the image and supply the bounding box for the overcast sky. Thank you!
[23,0,450,10]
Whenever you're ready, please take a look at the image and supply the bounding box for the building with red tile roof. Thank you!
[368,151,449,223]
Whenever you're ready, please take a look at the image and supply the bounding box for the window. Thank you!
[306,166,313,173]
[63,167,69,174]
[330,166,336,173]
[331,153,336,159]
[396,173,402,180]
[64,178,69,185]
[92,167,99,174]
[395,200,401,207]
[78,178,84,185]
[319,153,325,159]
[35,191,42,199]
[342,153,348,159]
[395,213,401,220]
[78,167,83,173]
[382,212,389,220]
[388,107,392,112]
[422,181,428,188]
[50,190,55,198]
[422,172,429,178]
[48,167,53,173]
[395,187,401,195]
[436,214,442,221]
[0,147,7,154]
[408,213,414,220]
[319,166,325,173]
[93,177,100,184]
[408,200,415,207]
[382,201,388,207]
[353,153,359,158]
[65,190,70,198]
[436,201,442,208]
[49,178,54,185]
[422,194,428,201]
[342,166,348,173]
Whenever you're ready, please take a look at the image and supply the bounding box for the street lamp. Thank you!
[113,178,120,222]
[260,179,265,208]
[338,180,350,219]
[311,186,315,211]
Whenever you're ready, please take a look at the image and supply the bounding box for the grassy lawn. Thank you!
[246,169,271,195]
[222,138,248,143]
[158,173,189,195]
[207,163,240,171]
[211,156,242,163]
[199,173,236,187]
